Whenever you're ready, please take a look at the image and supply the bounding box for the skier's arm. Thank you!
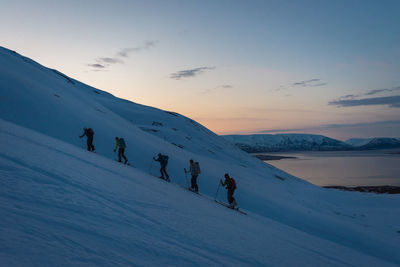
[114,140,120,151]
[79,132,86,138]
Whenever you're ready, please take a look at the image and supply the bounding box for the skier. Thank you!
[220,173,237,208]
[114,137,128,164]
[153,153,170,181]
[79,127,95,152]
[185,159,201,192]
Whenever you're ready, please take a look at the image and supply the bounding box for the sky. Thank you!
[1,0,400,140]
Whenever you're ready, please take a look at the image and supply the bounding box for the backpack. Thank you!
[230,178,236,190]
[119,138,126,148]
[161,155,169,165]
[87,128,94,137]
[195,162,201,175]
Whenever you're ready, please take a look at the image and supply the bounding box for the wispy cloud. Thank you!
[201,84,233,94]
[96,57,124,64]
[86,41,157,71]
[339,94,357,100]
[170,66,216,80]
[87,63,106,69]
[276,78,327,91]
[329,95,400,108]
[292,79,320,86]
[117,41,156,57]
[330,86,400,108]
[365,86,400,96]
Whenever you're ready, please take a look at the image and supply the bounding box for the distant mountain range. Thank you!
[349,137,400,150]
[223,134,400,153]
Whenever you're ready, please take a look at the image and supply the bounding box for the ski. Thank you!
[115,160,131,166]
[214,200,247,215]
[158,176,171,182]
[179,185,202,196]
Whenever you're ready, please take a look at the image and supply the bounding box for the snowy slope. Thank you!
[1,46,400,265]
[2,119,400,266]
[223,133,350,152]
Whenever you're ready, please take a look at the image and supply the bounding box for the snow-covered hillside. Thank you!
[223,134,350,152]
[346,138,373,147]
[346,138,400,150]
[1,46,400,266]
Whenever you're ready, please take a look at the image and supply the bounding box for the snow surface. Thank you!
[1,46,400,266]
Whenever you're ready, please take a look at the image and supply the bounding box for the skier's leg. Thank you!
[228,189,234,206]
[229,189,236,207]
[190,175,195,189]
[118,148,122,162]
[194,176,198,192]
[163,165,169,178]
[163,165,170,181]
[86,139,90,151]
[88,137,94,151]
[121,148,128,164]
[89,137,95,151]
[160,166,164,178]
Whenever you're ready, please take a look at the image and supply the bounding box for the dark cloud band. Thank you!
[329,95,400,108]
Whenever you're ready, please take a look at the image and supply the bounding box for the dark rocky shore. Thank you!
[324,185,400,194]
[254,155,297,161]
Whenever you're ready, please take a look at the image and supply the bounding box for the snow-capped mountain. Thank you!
[1,46,400,266]
[223,133,351,152]
[346,138,400,150]
[346,138,373,147]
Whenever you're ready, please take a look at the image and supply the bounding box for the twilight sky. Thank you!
[2,0,400,140]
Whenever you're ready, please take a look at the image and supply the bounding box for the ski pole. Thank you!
[214,183,221,201]
[183,168,189,188]
[114,150,119,162]
[149,160,153,175]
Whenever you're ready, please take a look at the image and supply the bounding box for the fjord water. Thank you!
[264,149,400,186]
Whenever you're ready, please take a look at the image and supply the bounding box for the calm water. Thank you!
[261,149,400,186]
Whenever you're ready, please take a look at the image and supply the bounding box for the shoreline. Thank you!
[254,154,297,161]
[324,185,400,194]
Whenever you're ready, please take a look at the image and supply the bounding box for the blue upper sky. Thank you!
[1,0,400,139]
